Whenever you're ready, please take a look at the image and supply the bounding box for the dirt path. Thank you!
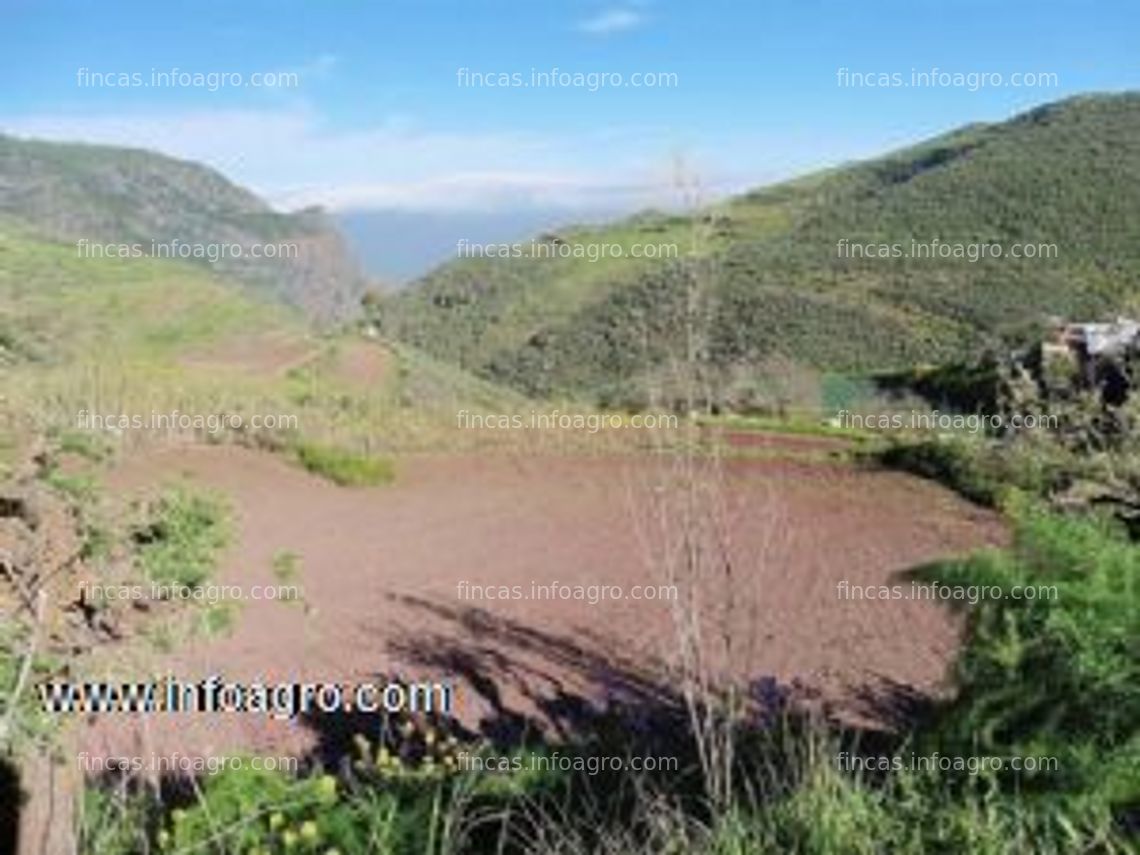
[78,445,1005,764]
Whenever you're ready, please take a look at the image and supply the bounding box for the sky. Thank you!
[1,0,1137,215]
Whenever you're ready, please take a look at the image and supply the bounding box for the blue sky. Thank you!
[1,0,1136,213]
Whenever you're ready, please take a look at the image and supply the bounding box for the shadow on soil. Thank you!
[294,595,919,815]
[74,594,942,852]
[300,594,697,769]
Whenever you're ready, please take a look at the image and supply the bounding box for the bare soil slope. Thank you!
[81,444,1004,762]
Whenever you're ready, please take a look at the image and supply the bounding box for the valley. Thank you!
[0,64,1136,852]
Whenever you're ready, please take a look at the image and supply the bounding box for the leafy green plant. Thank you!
[131,487,228,588]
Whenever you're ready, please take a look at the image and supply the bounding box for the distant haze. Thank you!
[336,207,625,287]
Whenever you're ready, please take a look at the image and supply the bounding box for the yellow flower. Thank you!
[282,829,299,849]
[300,821,319,842]
[269,812,285,830]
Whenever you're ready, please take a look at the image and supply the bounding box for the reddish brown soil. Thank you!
[331,341,389,388]
[79,445,1005,764]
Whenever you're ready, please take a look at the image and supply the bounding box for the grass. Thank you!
[196,601,242,638]
[270,550,306,609]
[291,440,395,487]
[0,621,59,755]
[919,493,1140,794]
[698,410,874,442]
[873,428,1105,512]
[271,550,301,584]
[0,229,534,474]
[41,468,99,504]
[130,487,229,589]
[0,133,362,320]
[54,429,113,463]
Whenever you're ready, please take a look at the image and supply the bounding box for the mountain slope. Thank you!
[0,135,365,322]
[0,227,529,478]
[378,93,1140,406]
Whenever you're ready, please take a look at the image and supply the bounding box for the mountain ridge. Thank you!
[376,93,1140,407]
[0,133,367,322]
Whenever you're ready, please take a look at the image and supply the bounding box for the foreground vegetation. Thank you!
[77,497,1138,853]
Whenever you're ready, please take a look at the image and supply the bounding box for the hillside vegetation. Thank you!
[0,135,366,321]
[0,230,526,480]
[378,94,1140,407]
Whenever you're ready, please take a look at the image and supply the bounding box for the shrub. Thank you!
[876,435,1068,506]
[915,495,1140,841]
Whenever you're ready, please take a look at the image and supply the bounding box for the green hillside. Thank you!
[0,135,366,322]
[0,229,526,478]
[378,93,1140,407]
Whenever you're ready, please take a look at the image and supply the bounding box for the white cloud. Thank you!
[0,108,699,213]
[304,171,672,213]
[577,7,647,35]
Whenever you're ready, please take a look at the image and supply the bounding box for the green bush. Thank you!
[877,437,1008,504]
[876,435,1068,506]
[916,495,1140,839]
